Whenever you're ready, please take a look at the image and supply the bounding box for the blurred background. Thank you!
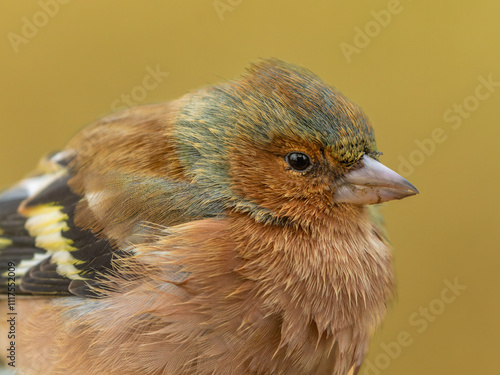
[0,1,498,374]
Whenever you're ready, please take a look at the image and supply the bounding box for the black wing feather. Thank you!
[0,153,125,298]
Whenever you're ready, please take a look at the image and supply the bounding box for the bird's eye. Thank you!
[285,152,313,172]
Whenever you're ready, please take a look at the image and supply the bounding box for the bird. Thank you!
[0,59,418,375]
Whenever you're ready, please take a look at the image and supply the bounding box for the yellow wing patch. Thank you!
[22,203,85,280]
[0,227,8,249]
[0,237,13,248]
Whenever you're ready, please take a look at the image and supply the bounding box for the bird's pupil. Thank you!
[287,152,311,171]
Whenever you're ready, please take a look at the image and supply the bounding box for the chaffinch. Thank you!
[0,59,418,375]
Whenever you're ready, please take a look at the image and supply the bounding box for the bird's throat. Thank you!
[231,206,394,337]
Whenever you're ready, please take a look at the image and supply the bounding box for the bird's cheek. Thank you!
[227,147,294,210]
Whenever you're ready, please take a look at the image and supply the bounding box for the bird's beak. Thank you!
[333,155,419,204]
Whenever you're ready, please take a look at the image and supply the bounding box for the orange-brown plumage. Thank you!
[0,59,417,374]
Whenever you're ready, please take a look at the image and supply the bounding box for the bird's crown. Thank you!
[173,60,406,224]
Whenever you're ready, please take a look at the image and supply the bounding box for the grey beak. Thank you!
[333,155,419,205]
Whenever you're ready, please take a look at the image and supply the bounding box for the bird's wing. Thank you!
[0,152,120,297]
[0,104,224,298]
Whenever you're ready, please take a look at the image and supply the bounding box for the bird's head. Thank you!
[175,60,418,224]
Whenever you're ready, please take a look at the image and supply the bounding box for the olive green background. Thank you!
[0,1,498,374]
